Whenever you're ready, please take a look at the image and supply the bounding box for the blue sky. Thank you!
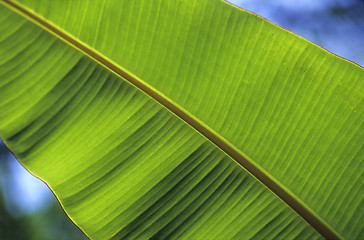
[228,0,364,67]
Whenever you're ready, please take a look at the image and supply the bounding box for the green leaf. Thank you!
[0,0,363,239]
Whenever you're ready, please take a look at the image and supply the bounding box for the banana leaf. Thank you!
[0,0,363,239]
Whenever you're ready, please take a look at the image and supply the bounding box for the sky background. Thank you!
[228,0,364,67]
[0,1,363,239]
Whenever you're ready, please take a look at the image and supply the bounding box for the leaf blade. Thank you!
[1,0,363,239]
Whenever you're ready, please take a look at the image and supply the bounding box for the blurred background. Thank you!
[0,0,363,239]
[228,0,364,66]
[0,142,87,239]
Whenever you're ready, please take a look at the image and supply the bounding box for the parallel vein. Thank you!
[0,0,343,239]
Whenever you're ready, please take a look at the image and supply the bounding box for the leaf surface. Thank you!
[0,0,363,239]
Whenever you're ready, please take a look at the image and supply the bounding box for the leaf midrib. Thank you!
[1,0,341,239]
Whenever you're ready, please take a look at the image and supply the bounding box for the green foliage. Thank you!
[0,0,363,239]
